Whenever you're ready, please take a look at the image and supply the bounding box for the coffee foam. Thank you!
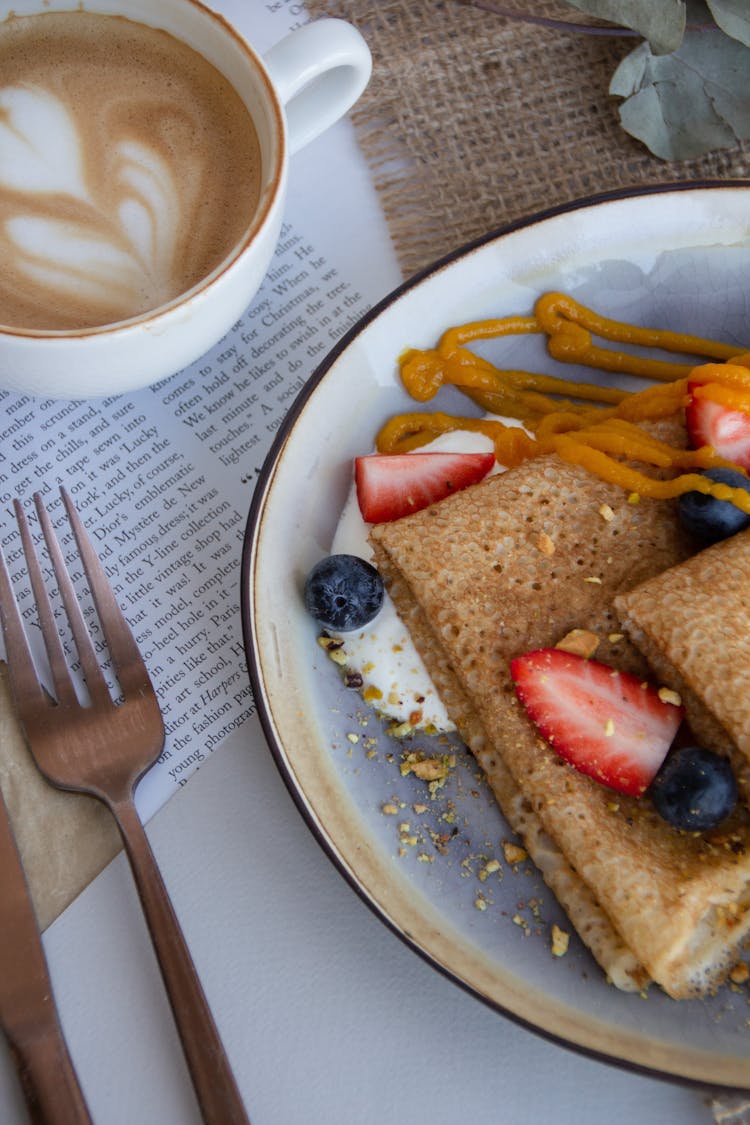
[0,12,262,331]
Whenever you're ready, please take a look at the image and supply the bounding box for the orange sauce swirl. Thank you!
[378,294,750,508]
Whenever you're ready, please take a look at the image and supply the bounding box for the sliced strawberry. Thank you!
[685,380,750,470]
[510,648,683,797]
[354,451,495,523]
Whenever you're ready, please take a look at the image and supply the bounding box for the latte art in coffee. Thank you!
[0,12,262,330]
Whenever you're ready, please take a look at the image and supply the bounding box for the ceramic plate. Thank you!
[242,183,750,1090]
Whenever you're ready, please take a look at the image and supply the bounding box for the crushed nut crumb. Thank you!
[537,531,555,556]
[478,857,502,882]
[388,720,414,738]
[551,924,570,957]
[658,686,682,707]
[502,841,528,865]
[318,633,344,652]
[555,628,599,658]
[401,752,451,781]
[512,913,530,935]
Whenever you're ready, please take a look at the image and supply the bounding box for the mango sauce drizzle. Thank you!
[534,292,742,379]
[377,293,750,511]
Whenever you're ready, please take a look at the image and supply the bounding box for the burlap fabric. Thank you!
[307,0,750,279]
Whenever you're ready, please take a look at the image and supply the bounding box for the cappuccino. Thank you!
[0,11,262,331]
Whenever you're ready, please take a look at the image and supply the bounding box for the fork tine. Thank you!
[32,492,111,708]
[13,498,81,709]
[0,537,49,712]
[59,487,152,699]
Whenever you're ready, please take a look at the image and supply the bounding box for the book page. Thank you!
[0,0,400,821]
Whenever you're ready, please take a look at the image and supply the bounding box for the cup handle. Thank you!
[262,18,372,156]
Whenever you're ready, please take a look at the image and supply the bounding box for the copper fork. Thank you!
[0,488,249,1125]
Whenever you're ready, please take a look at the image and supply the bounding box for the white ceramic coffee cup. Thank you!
[0,0,371,400]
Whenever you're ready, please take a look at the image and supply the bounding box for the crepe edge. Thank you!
[373,550,650,993]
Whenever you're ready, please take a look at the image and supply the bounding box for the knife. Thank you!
[0,786,92,1125]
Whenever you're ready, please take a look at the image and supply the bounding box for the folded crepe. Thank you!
[369,444,750,998]
[615,528,750,802]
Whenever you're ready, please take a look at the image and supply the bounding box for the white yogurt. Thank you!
[330,428,507,731]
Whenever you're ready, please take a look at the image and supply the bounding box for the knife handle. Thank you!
[10,1019,92,1125]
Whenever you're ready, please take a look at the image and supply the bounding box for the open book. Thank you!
[0,0,401,823]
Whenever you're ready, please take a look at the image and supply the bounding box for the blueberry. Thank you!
[678,468,750,543]
[304,554,384,631]
[649,746,737,831]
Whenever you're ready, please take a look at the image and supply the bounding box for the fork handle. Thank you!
[111,796,249,1125]
[10,1022,92,1125]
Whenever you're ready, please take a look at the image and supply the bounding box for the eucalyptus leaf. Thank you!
[610,27,750,158]
[561,0,686,53]
[706,0,750,47]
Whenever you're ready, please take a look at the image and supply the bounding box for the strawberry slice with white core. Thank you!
[354,451,495,523]
[685,380,750,470]
[510,648,684,797]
